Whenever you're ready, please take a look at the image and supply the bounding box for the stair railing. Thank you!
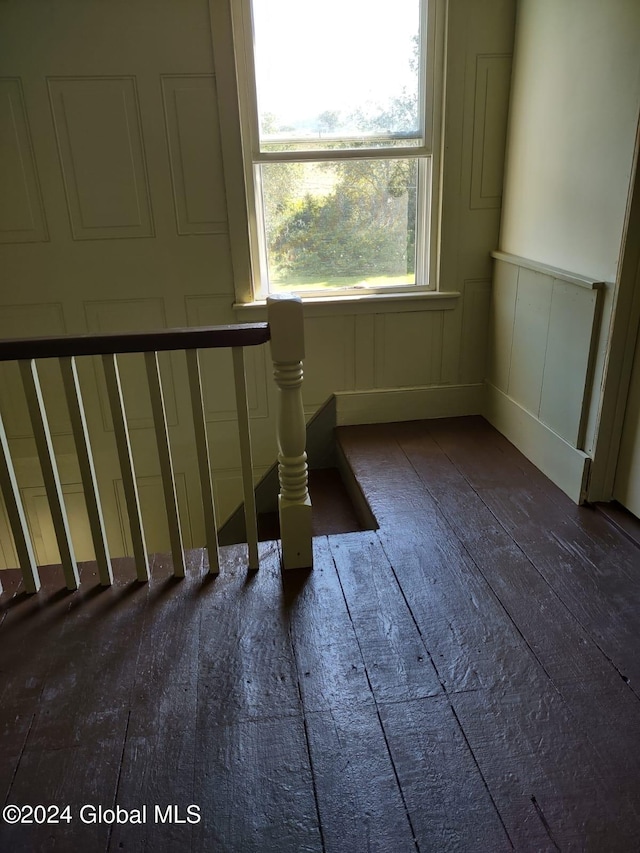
[0,294,312,594]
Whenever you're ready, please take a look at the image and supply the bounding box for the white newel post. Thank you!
[267,294,313,570]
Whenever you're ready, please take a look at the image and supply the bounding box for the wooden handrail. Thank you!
[0,323,270,362]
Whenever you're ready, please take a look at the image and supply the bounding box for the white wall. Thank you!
[500,0,640,283]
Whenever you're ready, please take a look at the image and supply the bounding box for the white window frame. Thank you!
[228,0,446,303]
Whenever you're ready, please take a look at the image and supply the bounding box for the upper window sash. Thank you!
[235,0,435,162]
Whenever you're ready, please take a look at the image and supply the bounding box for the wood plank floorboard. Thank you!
[108,550,205,853]
[193,542,322,853]
[304,702,418,853]
[0,565,87,808]
[379,695,513,852]
[327,532,442,704]
[0,560,146,852]
[193,714,322,853]
[196,542,302,725]
[1,415,639,851]
[282,536,373,713]
[282,537,437,851]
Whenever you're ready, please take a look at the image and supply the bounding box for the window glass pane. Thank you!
[252,0,422,150]
[260,159,419,291]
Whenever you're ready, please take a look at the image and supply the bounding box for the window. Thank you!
[232,0,443,299]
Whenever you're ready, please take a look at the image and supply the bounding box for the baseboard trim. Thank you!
[334,384,484,426]
[484,383,591,504]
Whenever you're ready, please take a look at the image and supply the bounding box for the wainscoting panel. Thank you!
[48,76,154,240]
[0,77,48,243]
[161,74,228,236]
[507,267,553,417]
[374,312,444,388]
[486,252,605,500]
[335,384,485,426]
[303,315,355,409]
[489,253,603,446]
[354,314,376,389]
[540,280,599,446]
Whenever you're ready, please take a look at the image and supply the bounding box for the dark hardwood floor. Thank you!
[1,415,640,852]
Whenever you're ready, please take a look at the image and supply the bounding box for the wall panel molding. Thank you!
[488,260,518,392]
[470,54,512,210]
[48,76,154,240]
[508,267,553,416]
[161,74,228,236]
[540,280,600,447]
[354,314,375,389]
[0,77,48,243]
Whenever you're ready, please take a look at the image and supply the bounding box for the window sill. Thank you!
[233,290,460,318]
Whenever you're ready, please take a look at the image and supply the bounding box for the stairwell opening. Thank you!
[218,395,378,546]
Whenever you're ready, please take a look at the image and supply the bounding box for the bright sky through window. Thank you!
[252,0,421,142]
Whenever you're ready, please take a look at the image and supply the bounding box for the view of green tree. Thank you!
[266,158,417,282]
[261,161,304,244]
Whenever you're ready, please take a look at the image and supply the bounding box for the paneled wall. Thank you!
[0,0,515,566]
